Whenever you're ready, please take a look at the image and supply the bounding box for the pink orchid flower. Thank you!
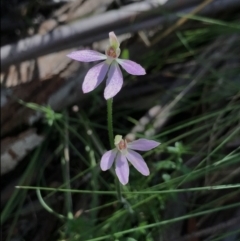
[67,32,146,99]
[100,135,160,185]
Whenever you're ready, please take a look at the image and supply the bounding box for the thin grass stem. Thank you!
[62,110,73,220]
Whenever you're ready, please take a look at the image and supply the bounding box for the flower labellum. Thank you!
[100,135,160,185]
[67,32,146,99]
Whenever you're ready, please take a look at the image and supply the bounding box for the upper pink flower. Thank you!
[100,135,160,185]
[67,32,146,99]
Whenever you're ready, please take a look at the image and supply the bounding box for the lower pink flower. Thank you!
[100,135,160,185]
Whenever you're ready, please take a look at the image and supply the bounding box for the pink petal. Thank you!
[67,50,106,62]
[126,150,149,176]
[117,59,146,75]
[100,149,117,171]
[115,153,129,185]
[127,139,160,151]
[82,61,109,93]
[104,62,123,99]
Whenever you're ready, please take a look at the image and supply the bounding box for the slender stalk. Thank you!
[107,98,122,202]
[107,98,114,149]
[61,111,73,220]
[115,178,122,202]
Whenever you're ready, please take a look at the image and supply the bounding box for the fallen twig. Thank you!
[1,0,239,69]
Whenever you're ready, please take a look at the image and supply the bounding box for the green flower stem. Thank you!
[107,98,122,202]
[115,178,122,202]
[107,98,114,149]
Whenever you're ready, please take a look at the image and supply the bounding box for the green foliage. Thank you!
[18,100,63,126]
[120,49,129,59]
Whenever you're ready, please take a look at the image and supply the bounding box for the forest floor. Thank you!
[1,0,240,241]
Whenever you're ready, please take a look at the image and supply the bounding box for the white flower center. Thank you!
[106,47,117,58]
[106,46,120,59]
[118,139,127,150]
[115,138,128,155]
